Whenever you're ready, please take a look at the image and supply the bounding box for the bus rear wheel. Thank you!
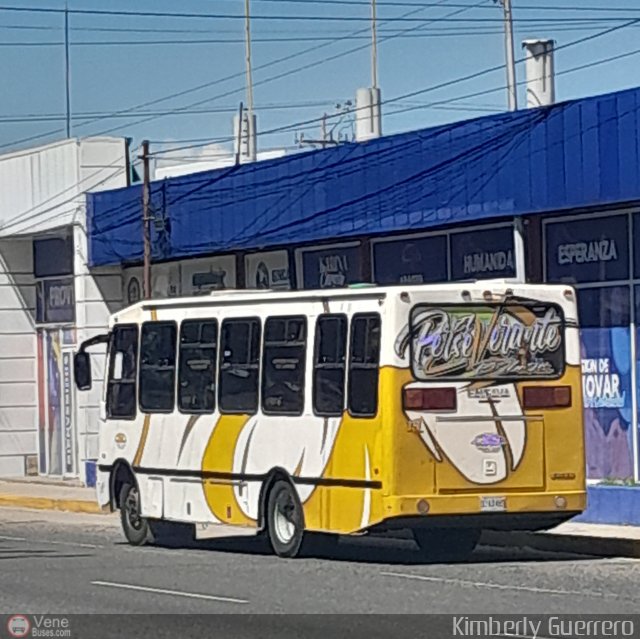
[119,482,154,546]
[266,480,304,558]
[412,528,480,563]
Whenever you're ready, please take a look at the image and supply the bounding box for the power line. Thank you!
[4,22,636,47]
[0,21,636,36]
[149,18,640,155]
[0,5,638,23]
[0,0,446,151]
[1,1,634,154]
[87,0,488,140]
[202,0,640,11]
[0,156,130,233]
[0,100,347,124]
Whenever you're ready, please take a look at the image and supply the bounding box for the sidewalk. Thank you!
[483,522,640,558]
[1,478,640,558]
[0,477,104,514]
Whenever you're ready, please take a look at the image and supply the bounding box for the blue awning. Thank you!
[87,86,640,266]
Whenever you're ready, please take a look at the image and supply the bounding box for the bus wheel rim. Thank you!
[125,487,143,531]
[273,492,296,544]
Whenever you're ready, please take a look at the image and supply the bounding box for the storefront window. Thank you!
[373,235,447,284]
[546,215,628,283]
[579,286,633,480]
[450,226,515,281]
[300,244,361,289]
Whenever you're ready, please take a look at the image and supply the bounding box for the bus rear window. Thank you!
[404,302,565,381]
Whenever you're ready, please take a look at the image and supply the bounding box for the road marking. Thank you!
[380,571,613,598]
[91,580,249,604]
[0,534,101,549]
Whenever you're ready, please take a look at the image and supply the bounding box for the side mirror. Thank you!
[74,351,92,391]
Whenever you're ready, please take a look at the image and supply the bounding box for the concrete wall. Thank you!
[73,139,128,482]
[0,137,128,479]
[74,225,123,480]
[0,238,37,475]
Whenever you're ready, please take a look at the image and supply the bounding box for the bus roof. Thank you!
[111,279,574,324]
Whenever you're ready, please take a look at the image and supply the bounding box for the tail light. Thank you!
[403,387,457,411]
[523,385,571,409]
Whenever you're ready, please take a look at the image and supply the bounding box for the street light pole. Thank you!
[64,0,71,137]
[503,0,518,111]
[371,0,378,89]
[497,0,518,111]
[244,0,256,161]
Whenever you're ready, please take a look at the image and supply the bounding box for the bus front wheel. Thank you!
[266,480,304,558]
[412,528,480,563]
[119,482,154,546]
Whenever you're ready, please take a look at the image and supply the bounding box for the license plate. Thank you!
[480,496,506,512]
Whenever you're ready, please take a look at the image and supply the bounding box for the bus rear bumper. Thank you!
[380,490,586,532]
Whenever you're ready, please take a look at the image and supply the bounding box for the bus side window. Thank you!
[262,316,307,416]
[178,319,218,414]
[348,313,381,418]
[313,314,347,417]
[107,324,138,420]
[139,321,177,413]
[219,318,261,414]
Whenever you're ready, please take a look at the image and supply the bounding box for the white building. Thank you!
[153,148,288,180]
[0,137,129,481]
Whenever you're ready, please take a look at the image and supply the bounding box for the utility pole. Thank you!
[371,0,378,89]
[141,141,152,299]
[244,0,256,161]
[497,0,518,111]
[64,0,71,137]
[321,114,328,148]
[235,101,244,165]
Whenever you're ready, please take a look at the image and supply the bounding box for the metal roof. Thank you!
[87,86,640,267]
[0,137,128,238]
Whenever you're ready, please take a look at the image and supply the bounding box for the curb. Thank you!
[0,494,106,515]
[482,530,640,559]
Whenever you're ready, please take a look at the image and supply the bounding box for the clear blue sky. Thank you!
[1,0,639,156]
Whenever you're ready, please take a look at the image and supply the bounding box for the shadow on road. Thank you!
[137,524,599,566]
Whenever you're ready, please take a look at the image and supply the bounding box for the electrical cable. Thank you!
[90,0,487,140]
[1,4,639,21]
[0,0,453,150]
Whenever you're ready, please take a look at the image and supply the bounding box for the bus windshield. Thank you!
[407,301,565,382]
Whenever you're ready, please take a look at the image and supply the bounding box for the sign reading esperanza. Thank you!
[545,214,629,283]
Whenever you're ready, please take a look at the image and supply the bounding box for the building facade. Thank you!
[85,86,640,487]
[0,138,128,481]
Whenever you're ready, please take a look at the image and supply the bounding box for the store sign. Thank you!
[450,227,515,281]
[373,235,447,284]
[582,357,625,408]
[62,352,74,475]
[36,278,75,324]
[245,251,290,290]
[33,236,73,278]
[546,215,628,283]
[123,264,180,303]
[181,256,236,295]
[300,244,360,289]
[581,327,633,480]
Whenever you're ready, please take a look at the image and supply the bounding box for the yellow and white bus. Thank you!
[74,281,585,559]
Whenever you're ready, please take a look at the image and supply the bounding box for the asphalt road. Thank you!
[0,508,639,638]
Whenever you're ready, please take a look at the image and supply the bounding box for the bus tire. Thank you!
[266,479,304,558]
[412,528,480,563]
[119,482,154,547]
